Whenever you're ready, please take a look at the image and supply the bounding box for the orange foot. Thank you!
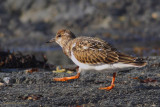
[99,72,116,91]
[99,84,115,91]
[53,73,80,81]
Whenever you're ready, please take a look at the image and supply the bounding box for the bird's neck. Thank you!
[60,38,73,48]
[61,39,74,58]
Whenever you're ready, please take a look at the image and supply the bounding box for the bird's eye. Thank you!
[57,34,61,38]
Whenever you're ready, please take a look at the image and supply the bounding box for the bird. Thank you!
[46,29,147,91]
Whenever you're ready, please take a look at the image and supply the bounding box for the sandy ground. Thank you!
[0,57,159,106]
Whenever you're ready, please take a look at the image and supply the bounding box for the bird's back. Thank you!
[70,36,146,67]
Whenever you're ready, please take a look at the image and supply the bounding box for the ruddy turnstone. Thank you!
[46,29,147,90]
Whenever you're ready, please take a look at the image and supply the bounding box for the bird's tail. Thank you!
[118,53,147,67]
[130,58,147,67]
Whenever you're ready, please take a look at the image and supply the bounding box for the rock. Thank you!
[0,82,4,86]
[3,77,10,84]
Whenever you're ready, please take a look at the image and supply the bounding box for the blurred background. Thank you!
[0,0,160,65]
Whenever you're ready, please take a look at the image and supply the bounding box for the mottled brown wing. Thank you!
[72,37,119,64]
[117,52,146,66]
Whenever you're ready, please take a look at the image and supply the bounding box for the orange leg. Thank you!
[53,67,80,81]
[99,72,116,91]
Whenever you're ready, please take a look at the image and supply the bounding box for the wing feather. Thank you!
[70,37,146,66]
[72,37,119,64]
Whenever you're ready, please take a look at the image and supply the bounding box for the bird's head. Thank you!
[46,29,76,47]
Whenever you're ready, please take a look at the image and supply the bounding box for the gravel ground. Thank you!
[0,57,159,106]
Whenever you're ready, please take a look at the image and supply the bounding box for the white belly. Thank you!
[71,52,137,71]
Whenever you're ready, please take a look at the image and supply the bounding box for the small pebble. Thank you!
[0,82,5,86]
[3,77,11,84]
